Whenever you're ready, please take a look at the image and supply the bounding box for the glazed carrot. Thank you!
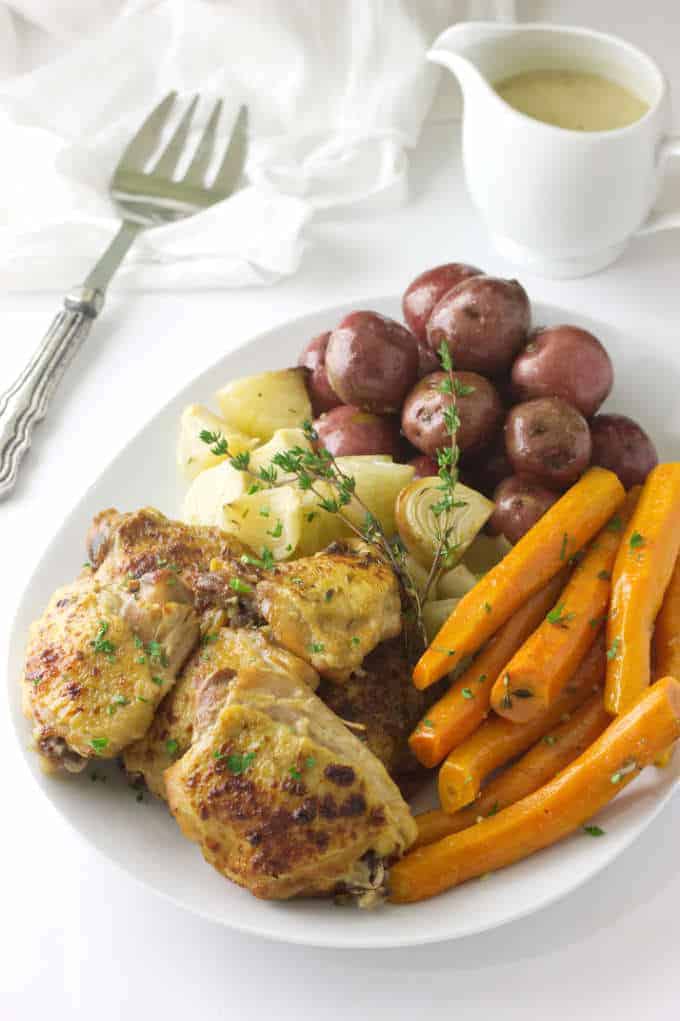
[491,490,639,723]
[605,463,680,715]
[652,552,680,766]
[390,676,680,902]
[414,692,610,848]
[413,468,624,690]
[438,634,605,813]
[409,572,567,768]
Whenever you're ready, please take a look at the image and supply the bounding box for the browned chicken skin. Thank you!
[165,667,416,902]
[124,627,319,799]
[256,543,402,680]
[23,506,419,903]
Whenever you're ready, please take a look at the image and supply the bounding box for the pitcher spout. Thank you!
[427,20,515,99]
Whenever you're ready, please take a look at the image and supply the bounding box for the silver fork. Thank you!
[0,92,248,499]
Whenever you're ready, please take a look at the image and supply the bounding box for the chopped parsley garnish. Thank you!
[483,602,492,614]
[487,802,500,817]
[461,687,474,700]
[229,577,253,595]
[134,635,144,649]
[543,735,558,746]
[597,570,611,581]
[305,757,316,770]
[606,637,621,661]
[267,519,283,539]
[478,673,488,683]
[224,751,256,774]
[151,676,164,686]
[136,696,150,703]
[583,824,605,837]
[559,533,569,560]
[166,739,179,756]
[546,603,575,627]
[629,531,645,550]
[258,506,270,518]
[422,718,435,730]
[90,620,116,662]
[432,645,456,657]
[90,737,108,753]
[82,561,91,569]
[350,636,361,647]
[201,632,219,646]
[308,641,325,654]
[289,766,302,780]
[607,514,623,533]
[147,641,168,667]
[199,429,229,456]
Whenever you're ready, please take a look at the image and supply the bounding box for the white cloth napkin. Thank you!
[0,0,507,291]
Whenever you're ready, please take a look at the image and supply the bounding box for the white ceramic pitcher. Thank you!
[428,22,680,277]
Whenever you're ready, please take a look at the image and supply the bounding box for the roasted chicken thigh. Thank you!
[165,667,416,902]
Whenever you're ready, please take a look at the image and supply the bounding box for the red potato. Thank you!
[401,371,504,458]
[590,413,658,489]
[298,332,341,415]
[461,436,513,498]
[402,263,484,343]
[488,475,560,543]
[505,396,592,490]
[511,325,613,417]
[325,311,418,415]
[409,454,439,479]
[427,276,531,375]
[416,338,441,378]
[313,405,401,458]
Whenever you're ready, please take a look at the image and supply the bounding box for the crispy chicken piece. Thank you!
[256,543,402,680]
[22,570,199,772]
[124,627,318,798]
[317,637,429,781]
[88,507,259,628]
[165,667,416,903]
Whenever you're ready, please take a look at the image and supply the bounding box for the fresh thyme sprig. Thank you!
[198,343,465,652]
[419,342,466,604]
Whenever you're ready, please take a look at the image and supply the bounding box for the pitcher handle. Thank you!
[637,135,680,235]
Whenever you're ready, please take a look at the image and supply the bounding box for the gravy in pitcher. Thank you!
[494,69,648,131]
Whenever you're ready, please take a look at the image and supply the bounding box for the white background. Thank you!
[2,3,680,1018]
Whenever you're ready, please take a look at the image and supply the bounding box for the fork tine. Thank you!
[211,105,248,197]
[182,99,223,186]
[150,94,200,178]
[115,91,177,173]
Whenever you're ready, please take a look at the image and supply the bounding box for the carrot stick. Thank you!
[390,676,680,902]
[652,551,680,765]
[413,692,610,849]
[413,468,625,690]
[438,634,605,813]
[605,464,680,715]
[491,490,639,723]
[409,572,567,768]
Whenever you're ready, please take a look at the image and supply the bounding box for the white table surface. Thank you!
[3,13,680,1017]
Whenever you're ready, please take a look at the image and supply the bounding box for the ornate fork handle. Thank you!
[0,287,103,499]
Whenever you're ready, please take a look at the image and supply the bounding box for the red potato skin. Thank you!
[461,436,514,498]
[409,454,439,479]
[590,413,658,489]
[417,339,441,378]
[401,371,504,458]
[313,405,401,458]
[505,396,592,491]
[402,263,484,344]
[427,276,531,375]
[298,332,342,415]
[325,312,419,415]
[511,325,614,418]
[488,475,560,543]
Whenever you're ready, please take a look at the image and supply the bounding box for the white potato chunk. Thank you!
[216,368,312,441]
[182,460,248,526]
[219,485,304,561]
[463,533,512,576]
[177,404,259,480]
[436,562,479,600]
[336,457,415,537]
[423,598,460,642]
